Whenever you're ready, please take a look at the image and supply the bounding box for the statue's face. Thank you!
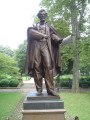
[39,11,46,22]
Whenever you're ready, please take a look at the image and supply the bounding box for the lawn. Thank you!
[0,92,89,120]
[60,92,90,120]
[0,92,23,120]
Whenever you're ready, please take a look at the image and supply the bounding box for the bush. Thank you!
[0,74,8,80]
[59,75,90,88]
[60,81,72,88]
[54,75,73,81]
[60,81,69,87]
[60,80,90,88]
[79,80,90,87]
[0,79,9,87]
[9,79,19,87]
[0,74,12,81]
[60,77,72,82]
[0,78,19,87]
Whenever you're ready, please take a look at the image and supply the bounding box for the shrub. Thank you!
[60,81,72,88]
[60,78,72,82]
[60,80,90,88]
[0,74,12,81]
[79,80,90,87]
[54,75,90,88]
[0,79,9,87]
[54,75,73,81]
[9,79,19,87]
[60,81,69,87]
[0,74,8,80]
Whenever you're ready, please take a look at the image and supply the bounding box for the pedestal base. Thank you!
[22,91,66,120]
[22,109,66,120]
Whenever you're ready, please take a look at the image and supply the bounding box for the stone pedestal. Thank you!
[22,91,66,120]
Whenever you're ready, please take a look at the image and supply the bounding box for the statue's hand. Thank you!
[59,39,63,44]
[43,35,49,39]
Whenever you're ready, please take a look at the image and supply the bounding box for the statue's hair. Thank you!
[37,9,47,18]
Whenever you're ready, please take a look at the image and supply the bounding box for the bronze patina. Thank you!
[25,9,63,97]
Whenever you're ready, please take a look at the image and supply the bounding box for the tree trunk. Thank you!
[70,1,80,93]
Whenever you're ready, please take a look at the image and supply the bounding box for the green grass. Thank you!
[0,92,89,120]
[59,92,90,120]
[60,74,73,79]
[81,76,90,79]
[54,74,73,80]
[0,92,23,120]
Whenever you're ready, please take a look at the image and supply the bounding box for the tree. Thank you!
[70,0,87,92]
[0,52,19,76]
[40,0,89,92]
[0,45,14,57]
[15,40,27,74]
[79,35,90,75]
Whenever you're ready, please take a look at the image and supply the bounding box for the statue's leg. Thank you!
[41,42,59,97]
[34,42,42,95]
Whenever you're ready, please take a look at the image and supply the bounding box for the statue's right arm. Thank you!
[29,29,48,40]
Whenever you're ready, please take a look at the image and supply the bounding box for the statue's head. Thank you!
[37,9,47,22]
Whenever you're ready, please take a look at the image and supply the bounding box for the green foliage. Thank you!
[81,76,90,79]
[9,79,19,87]
[0,53,19,75]
[60,77,72,87]
[61,44,73,72]
[15,40,27,74]
[54,75,90,87]
[0,92,23,120]
[60,77,72,81]
[52,19,70,38]
[80,76,90,87]
[0,74,20,87]
[0,45,20,83]
[40,0,71,38]
[60,80,90,88]
[79,35,90,75]
[0,45,14,57]
[0,74,19,81]
[79,80,90,87]
[0,78,19,87]
[60,74,73,79]
[0,79,9,87]
[54,74,73,80]
[60,81,72,87]
[0,74,9,80]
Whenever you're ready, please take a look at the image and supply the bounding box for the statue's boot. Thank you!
[36,90,42,96]
[48,90,60,98]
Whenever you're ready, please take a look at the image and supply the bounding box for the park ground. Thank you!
[0,78,90,120]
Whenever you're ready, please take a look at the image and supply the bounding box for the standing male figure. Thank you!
[25,9,62,96]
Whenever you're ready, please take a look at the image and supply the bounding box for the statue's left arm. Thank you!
[51,33,63,44]
[48,24,63,44]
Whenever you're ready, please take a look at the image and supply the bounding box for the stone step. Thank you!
[23,91,64,110]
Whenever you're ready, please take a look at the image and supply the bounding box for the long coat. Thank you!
[25,22,62,77]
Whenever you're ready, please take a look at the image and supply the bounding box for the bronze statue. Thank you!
[25,9,63,97]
